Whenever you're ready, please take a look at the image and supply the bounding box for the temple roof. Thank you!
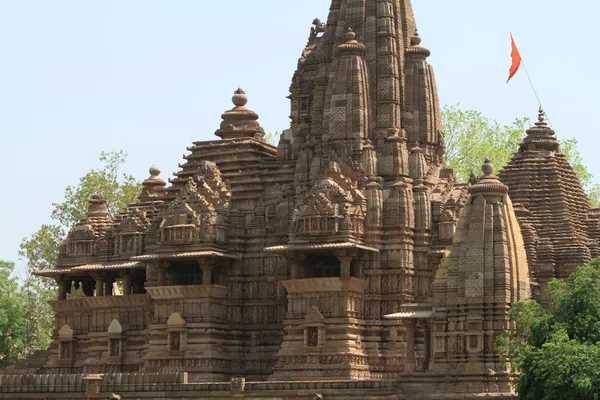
[499,109,592,279]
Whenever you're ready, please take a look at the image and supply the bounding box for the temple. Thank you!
[2,0,598,399]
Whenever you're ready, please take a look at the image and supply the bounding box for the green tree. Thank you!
[442,104,529,183]
[0,261,28,369]
[443,105,600,207]
[265,131,280,146]
[14,150,141,364]
[497,261,600,400]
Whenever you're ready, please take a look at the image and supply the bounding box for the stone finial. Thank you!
[336,27,365,55]
[537,106,546,125]
[138,164,166,202]
[482,158,494,176]
[149,164,161,177]
[469,158,508,198]
[520,106,559,152]
[411,31,422,46]
[87,195,110,218]
[232,88,248,107]
[215,88,265,140]
[346,28,356,42]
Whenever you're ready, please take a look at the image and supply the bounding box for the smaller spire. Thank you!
[406,29,431,58]
[336,27,366,56]
[215,88,265,140]
[138,164,166,202]
[520,107,559,152]
[469,158,508,199]
[87,195,110,218]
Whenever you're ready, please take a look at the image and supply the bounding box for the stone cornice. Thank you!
[49,294,149,312]
[146,285,228,300]
[282,277,368,294]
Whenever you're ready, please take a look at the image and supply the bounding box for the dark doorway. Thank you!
[304,255,340,278]
[169,262,203,286]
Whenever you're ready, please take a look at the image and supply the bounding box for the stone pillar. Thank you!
[156,264,167,286]
[425,322,433,371]
[339,257,352,278]
[201,263,213,285]
[405,320,417,372]
[57,279,68,300]
[104,278,113,297]
[290,259,300,280]
[122,274,132,296]
[94,276,104,297]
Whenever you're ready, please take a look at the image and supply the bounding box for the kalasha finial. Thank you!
[346,28,356,42]
[538,106,545,122]
[232,88,248,107]
[482,158,494,175]
[149,164,161,177]
[411,31,422,46]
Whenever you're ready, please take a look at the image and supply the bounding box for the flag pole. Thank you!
[510,32,554,129]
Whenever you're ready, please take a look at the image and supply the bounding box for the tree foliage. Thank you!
[264,131,280,147]
[442,105,600,207]
[50,150,140,228]
[497,261,600,400]
[0,261,28,369]
[442,104,528,183]
[11,150,141,367]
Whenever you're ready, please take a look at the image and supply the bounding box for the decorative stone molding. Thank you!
[49,294,149,312]
[282,277,368,294]
[146,284,228,300]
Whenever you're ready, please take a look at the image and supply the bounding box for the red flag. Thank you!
[507,34,522,83]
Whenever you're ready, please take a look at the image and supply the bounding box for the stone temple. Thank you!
[1,0,597,399]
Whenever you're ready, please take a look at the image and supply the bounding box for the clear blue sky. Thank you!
[1,1,599,278]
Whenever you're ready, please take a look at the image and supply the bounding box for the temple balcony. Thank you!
[49,294,149,313]
[282,277,367,320]
[145,284,227,301]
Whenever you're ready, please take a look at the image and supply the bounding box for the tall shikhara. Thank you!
[499,110,596,301]
[2,1,598,400]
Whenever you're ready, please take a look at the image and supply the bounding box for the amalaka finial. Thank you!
[482,158,494,176]
[232,88,248,107]
[346,28,356,42]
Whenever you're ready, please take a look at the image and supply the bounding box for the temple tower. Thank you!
[430,160,530,393]
[499,109,593,300]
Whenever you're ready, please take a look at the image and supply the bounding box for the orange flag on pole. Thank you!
[507,34,522,83]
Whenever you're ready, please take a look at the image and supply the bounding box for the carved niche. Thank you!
[115,208,152,256]
[303,306,326,351]
[57,324,75,365]
[159,162,231,247]
[107,319,124,362]
[64,224,96,257]
[166,312,187,356]
[290,164,367,243]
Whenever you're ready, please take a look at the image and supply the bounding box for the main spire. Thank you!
[290,0,444,187]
